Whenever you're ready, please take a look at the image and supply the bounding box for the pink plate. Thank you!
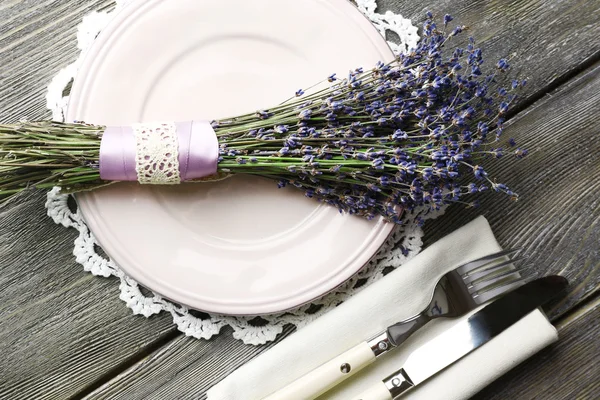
[67,0,395,315]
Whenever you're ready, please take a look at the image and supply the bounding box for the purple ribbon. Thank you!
[99,121,219,182]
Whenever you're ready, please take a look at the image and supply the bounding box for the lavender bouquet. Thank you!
[0,14,526,223]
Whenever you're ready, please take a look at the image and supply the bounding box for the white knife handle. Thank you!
[262,341,376,400]
[352,382,392,400]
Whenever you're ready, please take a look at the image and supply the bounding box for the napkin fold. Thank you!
[207,216,558,400]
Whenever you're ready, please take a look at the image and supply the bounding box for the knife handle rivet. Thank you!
[378,341,388,351]
[340,363,351,374]
[392,378,402,387]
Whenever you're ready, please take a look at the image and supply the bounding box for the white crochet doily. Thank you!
[45,0,430,345]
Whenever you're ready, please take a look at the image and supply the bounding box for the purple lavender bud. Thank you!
[443,14,453,26]
[372,158,385,170]
[493,183,508,192]
[278,147,290,156]
[354,91,365,101]
[496,58,510,72]
[392,129,408,141]
[256,110,271,119]
[274,125,289,134]
[450,25,465,36]
[477,121,489,135]
[423,167,433,180]
[325,112,337,122]
[473,165,487,180]
[377,117,388,126]
[295,89,305,97]
[367,183,381,192]
[328,73,337,82]
[515,148,529,158]
[509,138,517,147]
[298,109,312,120]
[284,137,298,147]
[329,101,343,111]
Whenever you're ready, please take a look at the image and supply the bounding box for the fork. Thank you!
[262,249,526,400]
[383,248,525,347]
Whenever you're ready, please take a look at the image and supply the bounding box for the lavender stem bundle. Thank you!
[0,14,527,223]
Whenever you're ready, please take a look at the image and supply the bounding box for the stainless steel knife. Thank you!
[352,275,568,399]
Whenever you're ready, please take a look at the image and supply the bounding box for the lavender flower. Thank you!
[0,13,526,224]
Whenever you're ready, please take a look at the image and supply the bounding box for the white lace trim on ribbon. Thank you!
[133,122,181,184]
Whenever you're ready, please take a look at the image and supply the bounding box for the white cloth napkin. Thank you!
[207,216,558,400]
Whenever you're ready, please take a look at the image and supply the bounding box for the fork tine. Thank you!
[457,248,521,275]
[468,264,534,290]
[463,257,526,283]
[471,276,529,305]
[470,270,523,296]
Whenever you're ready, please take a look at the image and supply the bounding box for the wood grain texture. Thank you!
[0,191,177,400]
[83,326,296,400]
[80,58,600,400]
[379,0,600,108]
[0,1,181,399]
[0,0,115,122]
[1,0,600,399]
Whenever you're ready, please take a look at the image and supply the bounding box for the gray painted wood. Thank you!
[80,57,600,400]
[0,193,178,400]
[1,0,599,399]
[0,1,181,399]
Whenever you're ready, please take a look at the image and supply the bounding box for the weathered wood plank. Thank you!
[379,0,600,106]
[82,55,600,400]
[82,326,296,400]
[472,295,600,400]
[0,191,178,400]
[0,1,183,399]
[0,0,115,121]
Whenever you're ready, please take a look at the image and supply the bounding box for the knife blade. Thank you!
[353,275,568,400]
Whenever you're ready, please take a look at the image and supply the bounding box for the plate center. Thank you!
[153,175,326,244]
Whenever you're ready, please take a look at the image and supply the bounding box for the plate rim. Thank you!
[68,0,397,315]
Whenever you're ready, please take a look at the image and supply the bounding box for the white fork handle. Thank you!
[262,341,375,400]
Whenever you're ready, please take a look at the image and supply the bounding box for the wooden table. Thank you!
[1,0,599,398]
